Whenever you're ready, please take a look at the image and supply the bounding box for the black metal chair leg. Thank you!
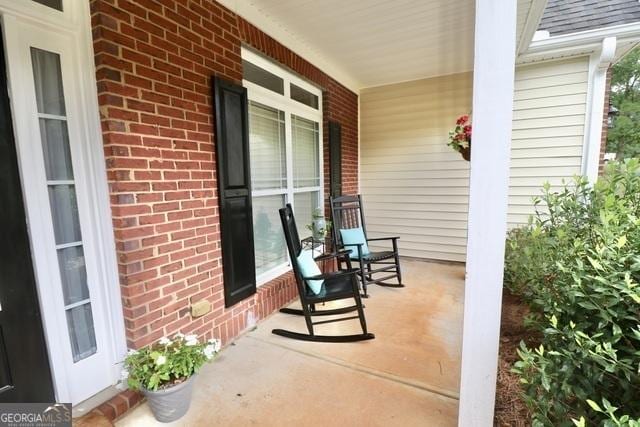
[354,297,368,334]
[358,260,369,298]
[303,306,314,336]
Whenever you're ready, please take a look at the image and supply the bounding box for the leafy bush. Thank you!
[505,160,640,426]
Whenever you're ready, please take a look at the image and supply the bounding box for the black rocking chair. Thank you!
[330,195,403,297]
[272,204,374,342]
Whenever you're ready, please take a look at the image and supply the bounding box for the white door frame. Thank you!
[0,0,126,404]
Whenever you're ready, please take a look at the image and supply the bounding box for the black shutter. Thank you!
[329,121,342,197]
[213,77,256,307]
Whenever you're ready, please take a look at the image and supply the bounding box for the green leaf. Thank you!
[587,399,603,412]
[572,416,586,427]
[617,235,627,248]
[588,256,604,270]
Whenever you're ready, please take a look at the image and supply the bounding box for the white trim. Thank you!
[458,0,517,425]
[520,21,640,63]
[582,37,617,181]
[217,0,360,92]
[517,0,548,55]
[0,1,126,405]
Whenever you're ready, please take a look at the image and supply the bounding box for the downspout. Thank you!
[582,36,616,181]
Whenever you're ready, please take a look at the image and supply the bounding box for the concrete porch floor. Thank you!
[116,259,464,426]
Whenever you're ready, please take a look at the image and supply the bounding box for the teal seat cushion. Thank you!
[296,250,324,295]
[340,227,370,259]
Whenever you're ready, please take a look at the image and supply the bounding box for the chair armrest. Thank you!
[366,236,400,242]
[314,249,351,262]
[302,268,359,281]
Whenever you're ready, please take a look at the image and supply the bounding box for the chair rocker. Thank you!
[272,204,374,343]
[330,195,404,297]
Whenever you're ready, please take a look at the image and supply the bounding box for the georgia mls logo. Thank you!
[0,403,71,427]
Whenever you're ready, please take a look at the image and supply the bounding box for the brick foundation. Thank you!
[90,0,358,349]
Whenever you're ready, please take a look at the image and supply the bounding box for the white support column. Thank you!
[458,1,517,426]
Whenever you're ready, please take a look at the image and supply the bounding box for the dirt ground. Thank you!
[494,290,534,427]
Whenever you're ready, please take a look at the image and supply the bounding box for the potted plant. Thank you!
[121,333,221,423]
[306,208,332,240]
[448,115,472,161]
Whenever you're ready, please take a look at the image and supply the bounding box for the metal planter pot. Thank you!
[142,374,196,423]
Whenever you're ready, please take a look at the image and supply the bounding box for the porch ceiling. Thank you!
[220,0,538,91]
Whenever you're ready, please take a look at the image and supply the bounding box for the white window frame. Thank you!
[0,1,126,405]
[241,48,324,285]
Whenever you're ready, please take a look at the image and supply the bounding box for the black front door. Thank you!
[0,28,55,403]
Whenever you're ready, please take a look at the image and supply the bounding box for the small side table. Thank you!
[301,235,332,273]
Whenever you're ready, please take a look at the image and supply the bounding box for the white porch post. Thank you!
[458,1,517,426]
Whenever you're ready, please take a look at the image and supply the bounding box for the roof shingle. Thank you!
[539,0,640,36]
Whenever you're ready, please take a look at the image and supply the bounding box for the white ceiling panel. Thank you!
[220,0,536,90]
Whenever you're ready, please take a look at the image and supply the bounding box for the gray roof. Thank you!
[539,0,640,36]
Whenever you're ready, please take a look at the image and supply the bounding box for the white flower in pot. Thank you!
[122,334,221,422]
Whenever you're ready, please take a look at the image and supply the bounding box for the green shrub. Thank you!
[505,160,640,426]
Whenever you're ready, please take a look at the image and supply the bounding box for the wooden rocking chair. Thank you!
[330,195,404,297]
[272,204,374,342]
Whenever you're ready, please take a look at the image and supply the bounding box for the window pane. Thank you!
[292,115,320,188]
[58,246,89,306]
[40,118,73,180]
[294,191,320,239]
[31,48,66,116]
[249,102,286,190]
[66,304,97,362]
[48,185,82,244]
[33,47,97,363]
[33,0,63,11]
[290,83,319,109]
[243,60,284,95]
[253,195,287,275]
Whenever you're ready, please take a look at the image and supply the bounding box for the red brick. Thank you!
[91,0,356,375]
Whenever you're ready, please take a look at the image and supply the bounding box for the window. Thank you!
[31,47,97,362]
[242,49,323,283]
[33,0,63,11]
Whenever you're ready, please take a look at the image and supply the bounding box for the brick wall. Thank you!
[598,66,612,175]
[90,0,359,349]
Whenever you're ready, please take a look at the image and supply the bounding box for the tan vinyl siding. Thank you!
[360,73,472,262]
[360,57,589,261]
[509,56,589,227]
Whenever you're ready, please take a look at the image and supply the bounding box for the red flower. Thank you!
[456,115,469,125]
[463,125,471,133]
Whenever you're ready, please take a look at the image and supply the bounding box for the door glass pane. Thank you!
[249,101,286,190]
[252,195,287,275]
[33,0,63,11]
[32,47,97,362]
[294,191,320,239]
[40,118,73,180]
[31,48,66,116]
[243,60,284,95]
[48,185,81,244]
[66,304,97,362]
[58,246,89,305]
[292,115,320,188]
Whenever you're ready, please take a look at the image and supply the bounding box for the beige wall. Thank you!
[509,56,589,227]
[360,73,473,262]
[360,56,590,261]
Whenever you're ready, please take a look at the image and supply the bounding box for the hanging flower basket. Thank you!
[448,115,472,161]
[460,146,471,161]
